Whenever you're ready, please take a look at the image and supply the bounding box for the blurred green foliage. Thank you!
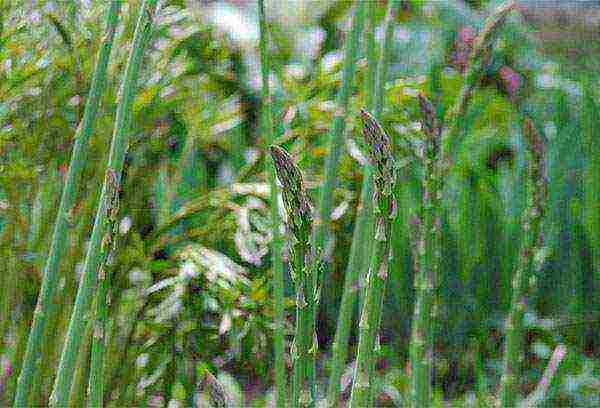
[0,0,598,406]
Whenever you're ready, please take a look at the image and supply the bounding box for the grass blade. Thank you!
[12,2,122,406]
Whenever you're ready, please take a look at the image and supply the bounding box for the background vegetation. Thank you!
[0,0,598,406]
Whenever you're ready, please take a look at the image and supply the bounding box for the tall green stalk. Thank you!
[87,169,120,407]
[409,94,443,407]
[348,110,397,407]
[356,0,377,318]
[364,0,377,111]
[325,1,401,406]
[499,117,547,407]
[312,0,365,263]
[69,319,94,408]
[257,1,286,406]
[49,1,158,406]
[270,146,318,408]
[12,2,122,406]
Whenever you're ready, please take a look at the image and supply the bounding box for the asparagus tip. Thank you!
[523,117,544,158]
[359,108,396,195]
[269,145,313,241]
[417,92,440,141]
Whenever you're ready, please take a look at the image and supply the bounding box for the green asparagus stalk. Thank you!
[270,146,318,407]
[326,2,401,405]
[354,0,378,323]
[257,1,287,406]
[313,0,366,267]
[364,0,377,111]
[13,2,122,406]
[87,169,120,407]
[348,110,397,407]
[499,117,547,407]
[49,1,158,406]
[409,93,443,407]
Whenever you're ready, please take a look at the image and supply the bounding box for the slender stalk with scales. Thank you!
[257,1,286,406]
[326,2,401,405]
[49,1,159,406]
[499,117,547,407]
[409,93,443,407]
[270,146,320,408]
[12,2,122,406]
[348,110,397,407]
[87,169,120,407]
[313,0,366,269]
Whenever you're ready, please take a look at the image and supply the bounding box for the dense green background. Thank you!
[0,0,598,406]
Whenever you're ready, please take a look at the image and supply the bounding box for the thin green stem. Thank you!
[12,2,122,406]
[270,146,317,407]
[257,1,286,406]
[49,2,158,406]
[69,319,93,408]
[364,0,377,111]
[87,169,120,407]
[499,117,547,407]
[348,110,397,407]
[348,205,392,407]
[87,293,108,408]
[409,94,443,407]
[326,2,400,406]
[312,0,366,262]
[357,0,378,322]
[373,0,399,117]
[291,241,315,408]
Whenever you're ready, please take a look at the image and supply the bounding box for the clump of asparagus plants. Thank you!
[405,3,517,405]
[348,110,397,407]
[13,2,122,406]
[499,117,548,407]
[270,146,320,407]
[49,1,159,406]
[326,2,402,405]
